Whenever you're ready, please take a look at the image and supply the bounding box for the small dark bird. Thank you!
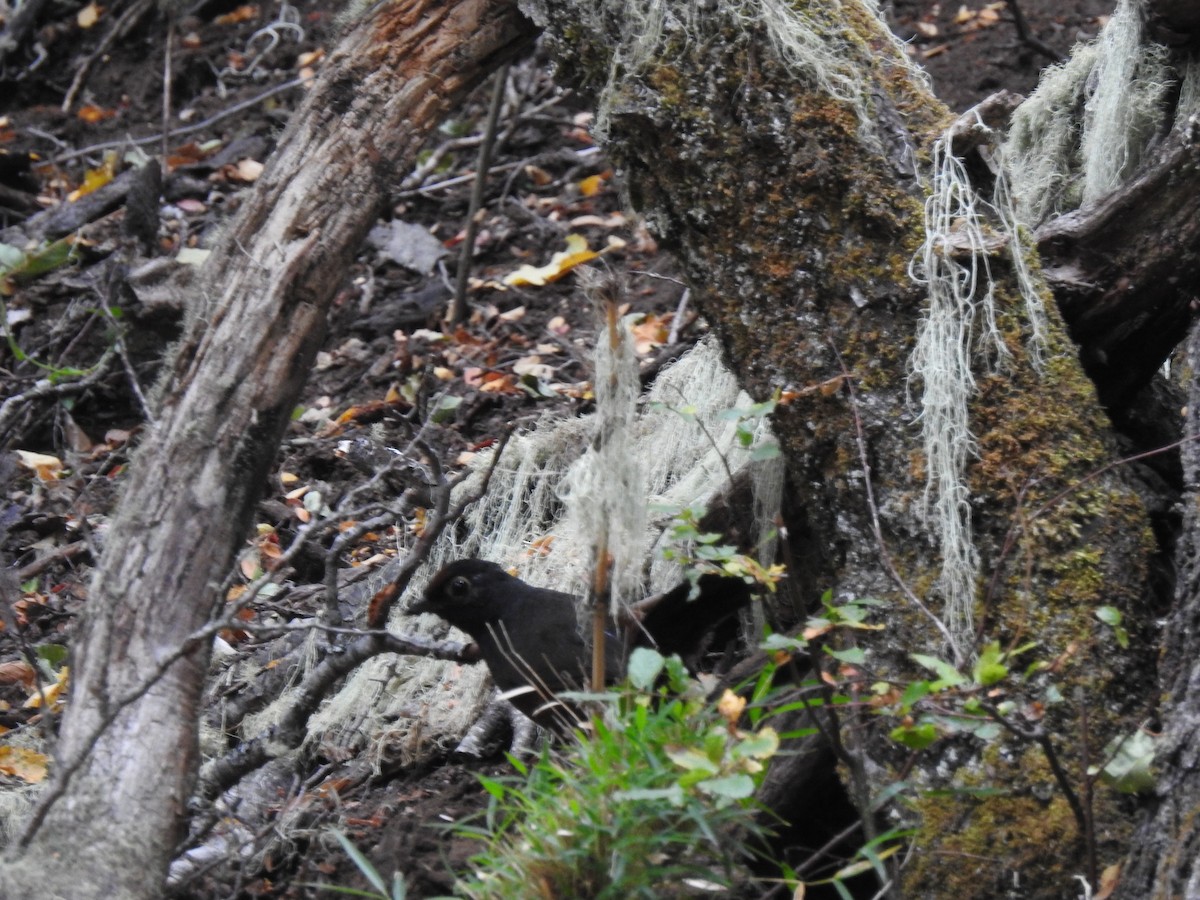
[409,559,622,727]
[409,558,751,729]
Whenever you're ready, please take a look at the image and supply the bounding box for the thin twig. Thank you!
[1007,0,1064,62]
[831,343,962,663]
[52,77,307,165]
[449,63,510,325]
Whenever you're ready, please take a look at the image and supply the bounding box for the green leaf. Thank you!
[431,395,462,424]
[750,442,781,461]
[910,653,966,689]
[4,238,75,284]
[36,644,68,668]
[898,680,931,713]
[732,727,780,761]
[1092,729,1158,794]
[890,722,938,750]
[1095,605,1129,649]
[613,785,685,806]
[698,773,755,800]
[332,831,388,895]
[761,633,807,653]
[626,647,665,691]
[0,243,26,271]
[478,775,506,801]
[972,641,1008,687]
[825,646,866,665]
[666,747,720,775]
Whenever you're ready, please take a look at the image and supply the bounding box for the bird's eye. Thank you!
[447,575,472,599]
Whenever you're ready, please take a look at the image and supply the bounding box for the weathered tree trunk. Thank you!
[519,0,1162,894]
[1119,318,1200,896]
[0,3,534,898]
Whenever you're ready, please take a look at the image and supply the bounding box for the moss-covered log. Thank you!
[520,0,1161,894]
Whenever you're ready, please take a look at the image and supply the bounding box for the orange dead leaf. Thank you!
[0,661,36,689]
[631,313,670,355]
[14,450,63,481]
[523,164,553,186]
[76,104,116,124]
[525,535,555,557]
[215,4,258,25]
[803,622,832,641]
[0,745,49,783]
[297,48,324,68]
[477,372,519,394]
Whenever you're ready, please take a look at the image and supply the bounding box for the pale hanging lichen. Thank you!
[909,126,1050,659]
[520,0,910,137]
[1002,0,1174,224]
[558,273,646,612]
[909,0,1179,656]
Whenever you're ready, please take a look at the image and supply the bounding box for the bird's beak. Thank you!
[407,597,434,616]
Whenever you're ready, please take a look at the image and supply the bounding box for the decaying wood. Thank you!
[1037,124,1200,411]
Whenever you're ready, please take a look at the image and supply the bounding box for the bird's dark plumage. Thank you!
[409,560,620,727]
[409,558,752,728]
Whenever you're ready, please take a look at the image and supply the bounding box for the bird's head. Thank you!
[408,559,513,632]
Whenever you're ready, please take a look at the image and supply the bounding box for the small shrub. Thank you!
[456,649,779,899]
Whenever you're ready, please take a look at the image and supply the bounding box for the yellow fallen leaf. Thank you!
[503,234,621,287]
[77,2,103,28]
[578,174,605,196]
[24,666,68,710]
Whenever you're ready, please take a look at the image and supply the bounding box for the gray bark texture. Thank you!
[1119,319,1200,897]
[0,2,534,898]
